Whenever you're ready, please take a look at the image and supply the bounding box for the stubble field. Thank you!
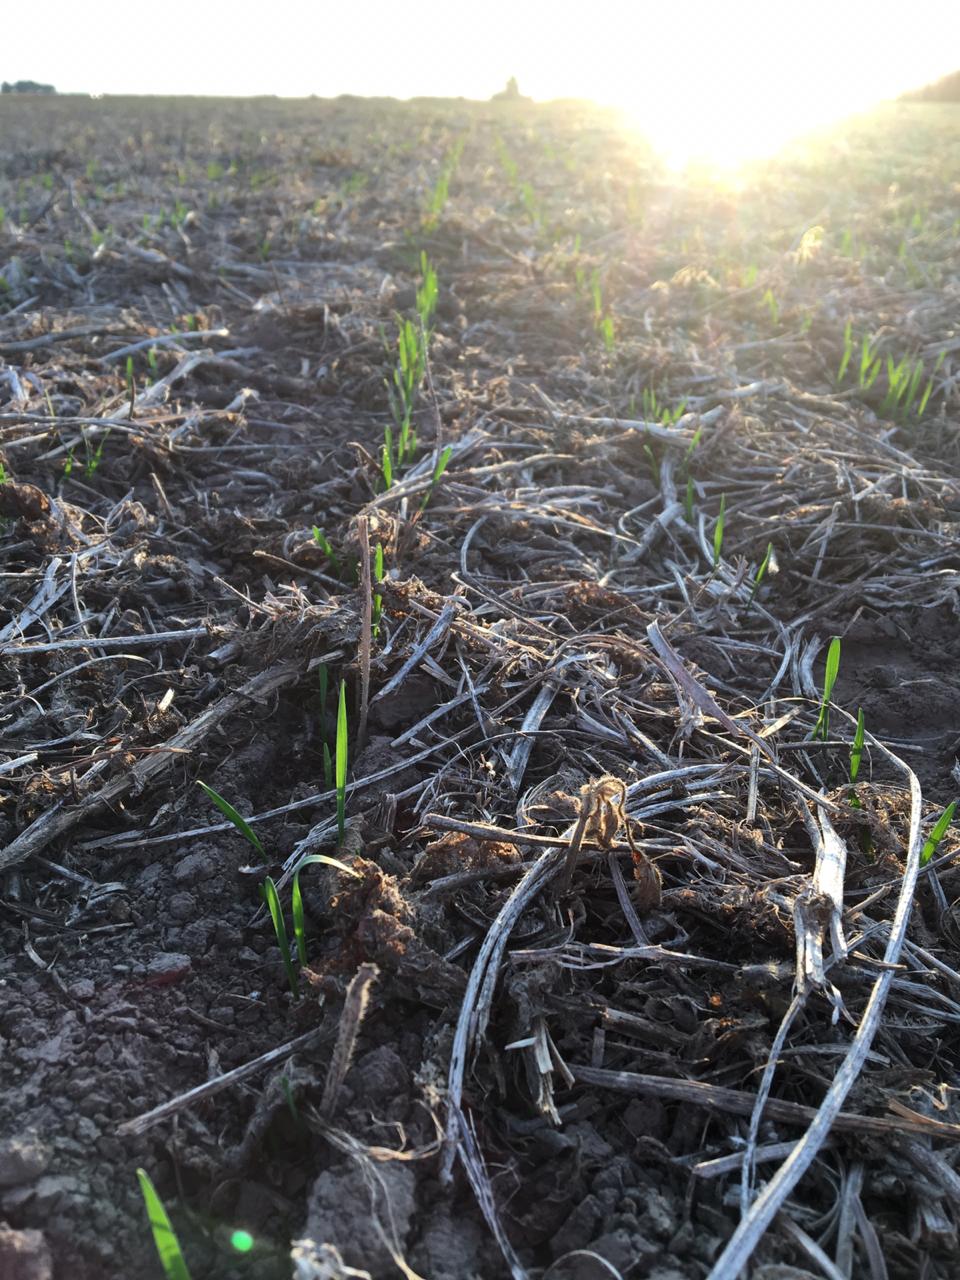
[1,92,960,1280]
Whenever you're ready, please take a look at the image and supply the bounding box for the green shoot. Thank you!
[859,335,881,390]
[322,742,333,790]
[125,355,136,415]
[749,541,774,604]
[837,320,854,384]
[761,288,779,326]
[382,433,394,490]
[847,706,866,808]
[136,1169,192,1280]
[84,430,109,477]
[312,528,342,576]
[336,679,348,844]
[419,444,453,512]
[291,872,306,967]
[922,801,957,867]
[813,636,841,741]
[599,313,616,353]
[643,442,660,487]
[713,494,726,569]
[683,424,702,464]
[262,876,298,998]
[685,476,694,524]
[291,852,362,967]
[416,251,438,331]
[372,542,384,636]
[196,781,265,859]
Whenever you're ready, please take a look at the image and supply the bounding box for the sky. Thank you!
[4,1,960,164]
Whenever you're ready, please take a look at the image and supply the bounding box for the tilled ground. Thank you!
[1,94,960,1280]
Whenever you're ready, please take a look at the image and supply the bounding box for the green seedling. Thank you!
[382,431,394,490]
[125,355,136,415]
[417,252,438,331]
[847,706,866,808]
[683,424,702,464]
[761,288,780,326]
[922,801,957,866]
[312,527,342,576]
[322,742,333,790]
[749,541,774,604]
[84,430,109,477]
[336,679,348,844]
[643,386,687,428]
[685,476,695,524]
[196,780,265,859]
[419,444,453,512]
[837,320,854,384]
[713,494,726,569]
[136,1169,192,1280]
[372,542,384,636]
[813,636,841,741]
[262,876,298,998]
[858,335,881,390]
[599,313,616,354]
[849,707,865,782]
[291,852,362,966]
[643,441,660,487]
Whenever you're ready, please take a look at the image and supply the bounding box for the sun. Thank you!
[589,4,960,171]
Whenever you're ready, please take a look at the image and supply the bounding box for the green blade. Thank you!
[136,1169,192,1280]
[196,781,264,858]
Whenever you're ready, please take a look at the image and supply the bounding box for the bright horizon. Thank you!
[5,0,960,165]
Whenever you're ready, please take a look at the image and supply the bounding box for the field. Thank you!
[1,93,960,1280]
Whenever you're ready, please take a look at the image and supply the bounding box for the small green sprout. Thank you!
[136,1169,192,1280]
[196,780,265,859]
[419,445,453,512]
[921,801,957,867]
[858,335,881,390]
[684,476,695,524]
[837,320,854,384]
[849,707,865,784]
[125,355,136,415]
[372,542,385,636]
[761,288,779,326]
[322,742,333,790]
[312,527,342,576]
[336,679,348,844]
[749,541,774,604]
[291,852,361,967]
[713,494,726,569]
[416,251,438,331]
[683,424,702,464]
[813,636,841,741]
[262,876,298,998]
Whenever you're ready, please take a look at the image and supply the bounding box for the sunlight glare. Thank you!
[599,4,960,170]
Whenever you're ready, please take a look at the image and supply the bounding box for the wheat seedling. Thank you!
[813,636,841,741]
[196,781,265,859]
[336,679,348,844]
[137,1169,192,1280]
[262,875,298,998]
[713,494,726,569]
[921,801,957,867]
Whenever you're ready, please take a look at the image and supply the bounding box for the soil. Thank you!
[1,94,960,1280]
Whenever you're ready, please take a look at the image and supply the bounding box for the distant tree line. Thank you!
[1,80,56,95]
[901,70,960,102]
